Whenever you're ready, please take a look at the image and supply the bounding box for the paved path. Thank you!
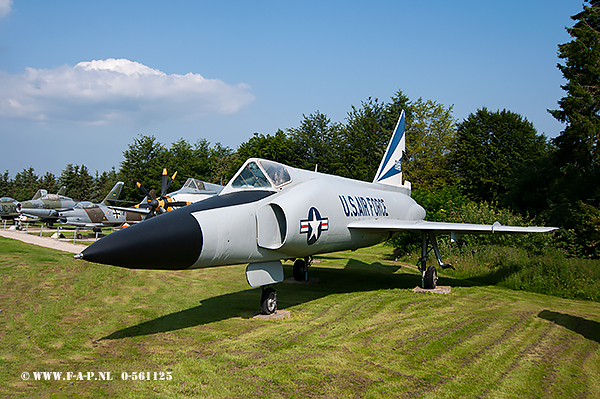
[0,229,88,255]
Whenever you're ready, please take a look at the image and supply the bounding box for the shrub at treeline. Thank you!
[1,3,600,263]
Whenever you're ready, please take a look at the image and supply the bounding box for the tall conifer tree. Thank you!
[549,0,600,197]
[549,1,600,256]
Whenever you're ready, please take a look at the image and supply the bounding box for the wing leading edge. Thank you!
[348,219,557,234]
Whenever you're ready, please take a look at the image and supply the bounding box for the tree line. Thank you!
[1,2,599,257]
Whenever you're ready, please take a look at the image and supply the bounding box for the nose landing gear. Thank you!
[260,286,277,314]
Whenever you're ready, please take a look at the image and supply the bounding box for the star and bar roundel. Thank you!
[300,207,329,245]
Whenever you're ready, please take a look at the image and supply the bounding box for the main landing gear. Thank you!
[293,256,311,281]
[418,231,454,289]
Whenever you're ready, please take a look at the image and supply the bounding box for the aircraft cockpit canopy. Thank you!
[74,201,96,209]
[231,159,291,189]
[1,197,16,202]
[182,178,206,191]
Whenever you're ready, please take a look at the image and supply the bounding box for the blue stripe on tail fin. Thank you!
[373,110,409,188]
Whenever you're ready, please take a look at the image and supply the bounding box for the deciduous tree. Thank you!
[454,108,547,204]
[403,98,457,191]
[234,130,294,173]
[288,111,343,175]
[207,142,235,185]
[118,135,168,202]
[341,98,388,181]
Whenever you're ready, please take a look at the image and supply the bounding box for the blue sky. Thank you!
[0,0,582,178]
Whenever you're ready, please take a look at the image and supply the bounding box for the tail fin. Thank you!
[373,110,410,189]
[101,182,124,205]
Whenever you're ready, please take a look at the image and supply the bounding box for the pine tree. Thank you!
[549,0,600,197]
[548,0,600,257]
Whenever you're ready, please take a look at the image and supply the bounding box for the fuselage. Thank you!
[79,159,425,270]
[195,169,423,268]
[60,202,144,227]
[18,194,77,218]
[0,197,19,220]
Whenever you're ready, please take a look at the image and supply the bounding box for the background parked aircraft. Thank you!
[169,177,224,204]
[0,197,20,220]
[1,189,52,226]
[138,169,224,217]
[57,182,147,232]
[119,169,224,218]
[17,187,77,224]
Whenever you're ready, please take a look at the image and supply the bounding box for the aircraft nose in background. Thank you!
[77,210,203,270]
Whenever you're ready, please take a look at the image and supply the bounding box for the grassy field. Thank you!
[1,237,599,398]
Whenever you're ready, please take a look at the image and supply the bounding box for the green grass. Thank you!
[1,236,599,398]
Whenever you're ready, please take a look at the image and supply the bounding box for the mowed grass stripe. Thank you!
[1,236,599,398]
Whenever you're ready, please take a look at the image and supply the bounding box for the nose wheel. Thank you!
[260,286,277,314]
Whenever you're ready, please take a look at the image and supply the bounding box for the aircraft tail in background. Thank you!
[373,110,410,190]
[101,182,124,206]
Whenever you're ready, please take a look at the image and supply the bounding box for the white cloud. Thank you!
[0,0,12,18]
[0,58,255,125]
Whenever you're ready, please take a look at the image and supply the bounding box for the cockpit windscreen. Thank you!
[259,160,291,187]
[231,162,271,188]
[231,160,291,189]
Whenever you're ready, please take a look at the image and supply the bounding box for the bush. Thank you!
[441,245,600,302]
[500,252,600,301]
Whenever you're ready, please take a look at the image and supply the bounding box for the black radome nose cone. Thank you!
[79,209,202,270]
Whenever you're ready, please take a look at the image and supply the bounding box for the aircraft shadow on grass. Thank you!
[101,259,474,340]
[538,310,600,344]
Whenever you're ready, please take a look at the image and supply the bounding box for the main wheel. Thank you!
[293,258,307,281]
[260,287,277,314]
[424,266,438,289]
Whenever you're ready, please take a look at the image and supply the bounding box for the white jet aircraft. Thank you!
[75,111,556,314]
